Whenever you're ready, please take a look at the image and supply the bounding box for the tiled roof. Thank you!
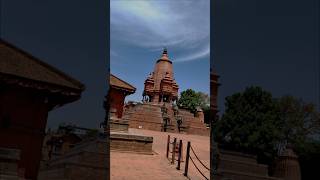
[110,74,136,93]
[0,39,85,91]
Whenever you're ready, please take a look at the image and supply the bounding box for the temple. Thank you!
[124,48,210,136]
[143,48,179,103]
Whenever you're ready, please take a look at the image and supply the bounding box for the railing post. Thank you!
[184,141,191,177]
[176,139,183,170]
[171,137,177,164]
[166,135,170,158]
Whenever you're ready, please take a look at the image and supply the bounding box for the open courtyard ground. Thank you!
[111,128,210,180]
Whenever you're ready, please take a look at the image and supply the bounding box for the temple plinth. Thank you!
[143,48,179,104]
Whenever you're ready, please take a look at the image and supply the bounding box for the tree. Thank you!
[276,96,320,178]
[197,91,210,110]
[197,91,211,124]
[214,86,281,163]
[277,95,320,147]
[177,89,201,114]
[214,86,320,178]
[177,89,213,124]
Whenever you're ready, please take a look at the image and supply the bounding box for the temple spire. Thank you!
[160,47,169,60]
[163,47,168,55]
[144,48,178,103]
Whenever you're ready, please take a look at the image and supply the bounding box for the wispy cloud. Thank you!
[175,44,210,62]
[111,0,210,63]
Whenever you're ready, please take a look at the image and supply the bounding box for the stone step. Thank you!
[124,103,209,135]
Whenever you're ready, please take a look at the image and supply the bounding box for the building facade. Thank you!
[109,74,136,119]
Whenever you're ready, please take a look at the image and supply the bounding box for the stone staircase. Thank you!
[124,103,209,136]
[162,105,178,133]
[179,109,210,136]
[123,103,164,131]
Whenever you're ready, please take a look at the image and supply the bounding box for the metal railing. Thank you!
[184,141,210,180]
[166,135,209,179]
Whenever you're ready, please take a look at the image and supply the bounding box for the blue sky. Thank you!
[2,0,317,129]
[2,1,108,129]
[110,0,210,102]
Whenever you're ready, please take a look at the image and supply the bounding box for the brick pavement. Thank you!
[111,128,210,180]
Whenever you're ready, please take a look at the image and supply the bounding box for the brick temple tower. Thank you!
[143,48,179,103]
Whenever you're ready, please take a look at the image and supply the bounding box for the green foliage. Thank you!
[214,86,281,162]
[197,91,210,110]
[214,86,320,170]
[177,89,209,114]
[197,91,210,124]
[276,96,320,179]
[177,89,211,124]
[277,95,320,146]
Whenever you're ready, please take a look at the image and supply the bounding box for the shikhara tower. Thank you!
[143,48,179,103]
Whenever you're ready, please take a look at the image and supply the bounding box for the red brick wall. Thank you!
[109,89,126,118]
[124,104,210,136]
[0,87,49,179]
[153,60,174,91]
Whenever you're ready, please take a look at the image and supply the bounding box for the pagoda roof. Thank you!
[0,39,85,108]
[110,74,136,94]
[0,39,85,92]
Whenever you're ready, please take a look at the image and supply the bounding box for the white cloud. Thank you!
[175,44,210,62]
[111,0,210,62]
